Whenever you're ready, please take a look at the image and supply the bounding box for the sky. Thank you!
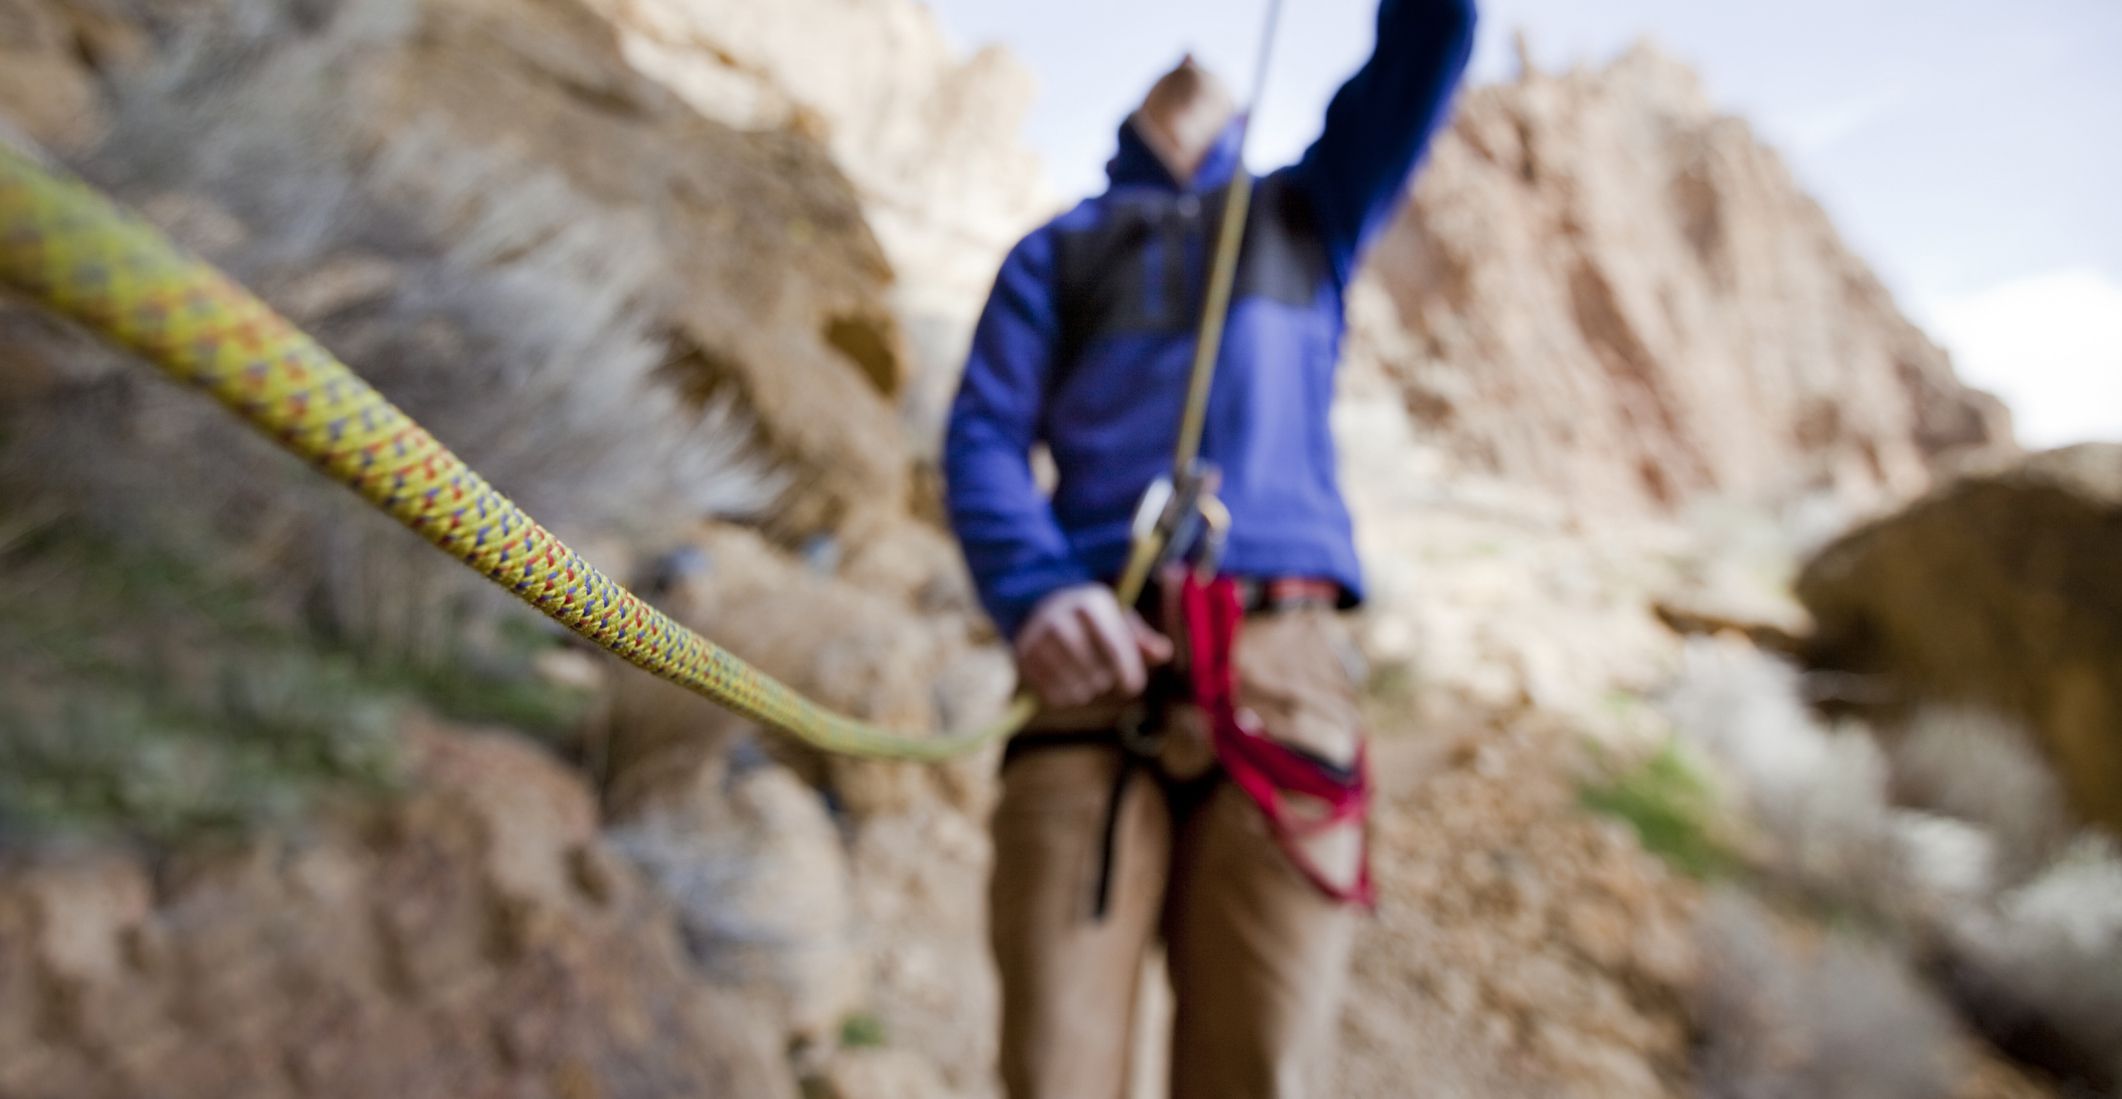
[922,0,2122,447]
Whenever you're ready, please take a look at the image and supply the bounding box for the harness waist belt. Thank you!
[1234,577,1342,614]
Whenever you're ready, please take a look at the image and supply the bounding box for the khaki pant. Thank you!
[989,608,1366,1099]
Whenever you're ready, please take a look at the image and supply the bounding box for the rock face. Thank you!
[607,747,864,1049]
[0,722,799,1099]
[1798,444,2122,834]
[578,0,1054,452]
[0,0,122,150]
[1358,45,2012,514]
[353,0,917,535]
[77,0,925,539]
[4,0,939,542]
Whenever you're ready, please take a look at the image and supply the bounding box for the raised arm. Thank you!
[943,229,1091,638]
[1288,0,1478,284]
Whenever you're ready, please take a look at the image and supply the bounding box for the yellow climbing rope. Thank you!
[0,146,1036,761]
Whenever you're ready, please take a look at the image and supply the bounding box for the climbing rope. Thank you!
[1170,0,1284,477]
[0,145,1031,761]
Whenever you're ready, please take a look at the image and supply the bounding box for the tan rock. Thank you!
[813,1046,959,1099]
[578,0,1055,452]
[0,0,137,150]
[844,805,999,1098]
[607,747,864,1046]
[306,0,918,536]
[1357,44,2012,516]
[1798,444,2122,834]
[0,721,800,1099]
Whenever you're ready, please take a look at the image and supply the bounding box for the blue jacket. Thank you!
[945,0,1477,638]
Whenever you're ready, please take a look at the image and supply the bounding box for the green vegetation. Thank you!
[390,614,599,740]
[1364,657,1421,711]
[1579,739,1738,879]
[837,1011,889,1050]
[0,520,594,844]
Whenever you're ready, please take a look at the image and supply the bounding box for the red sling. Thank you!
[1176,571,1375,908]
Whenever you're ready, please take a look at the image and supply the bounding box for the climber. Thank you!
[941,1,1476,1096]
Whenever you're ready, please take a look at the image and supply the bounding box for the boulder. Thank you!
[1798,444,2122,834]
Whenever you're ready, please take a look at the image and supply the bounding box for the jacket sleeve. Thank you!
[1287,0,1478,285]
[943,228,1091,638]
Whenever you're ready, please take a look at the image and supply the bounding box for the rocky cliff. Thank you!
[1357,44,2012,514]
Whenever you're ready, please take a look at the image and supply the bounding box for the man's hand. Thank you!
[1015,584,1174,709]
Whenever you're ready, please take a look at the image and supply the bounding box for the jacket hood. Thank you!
[1105,114,1246,193]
